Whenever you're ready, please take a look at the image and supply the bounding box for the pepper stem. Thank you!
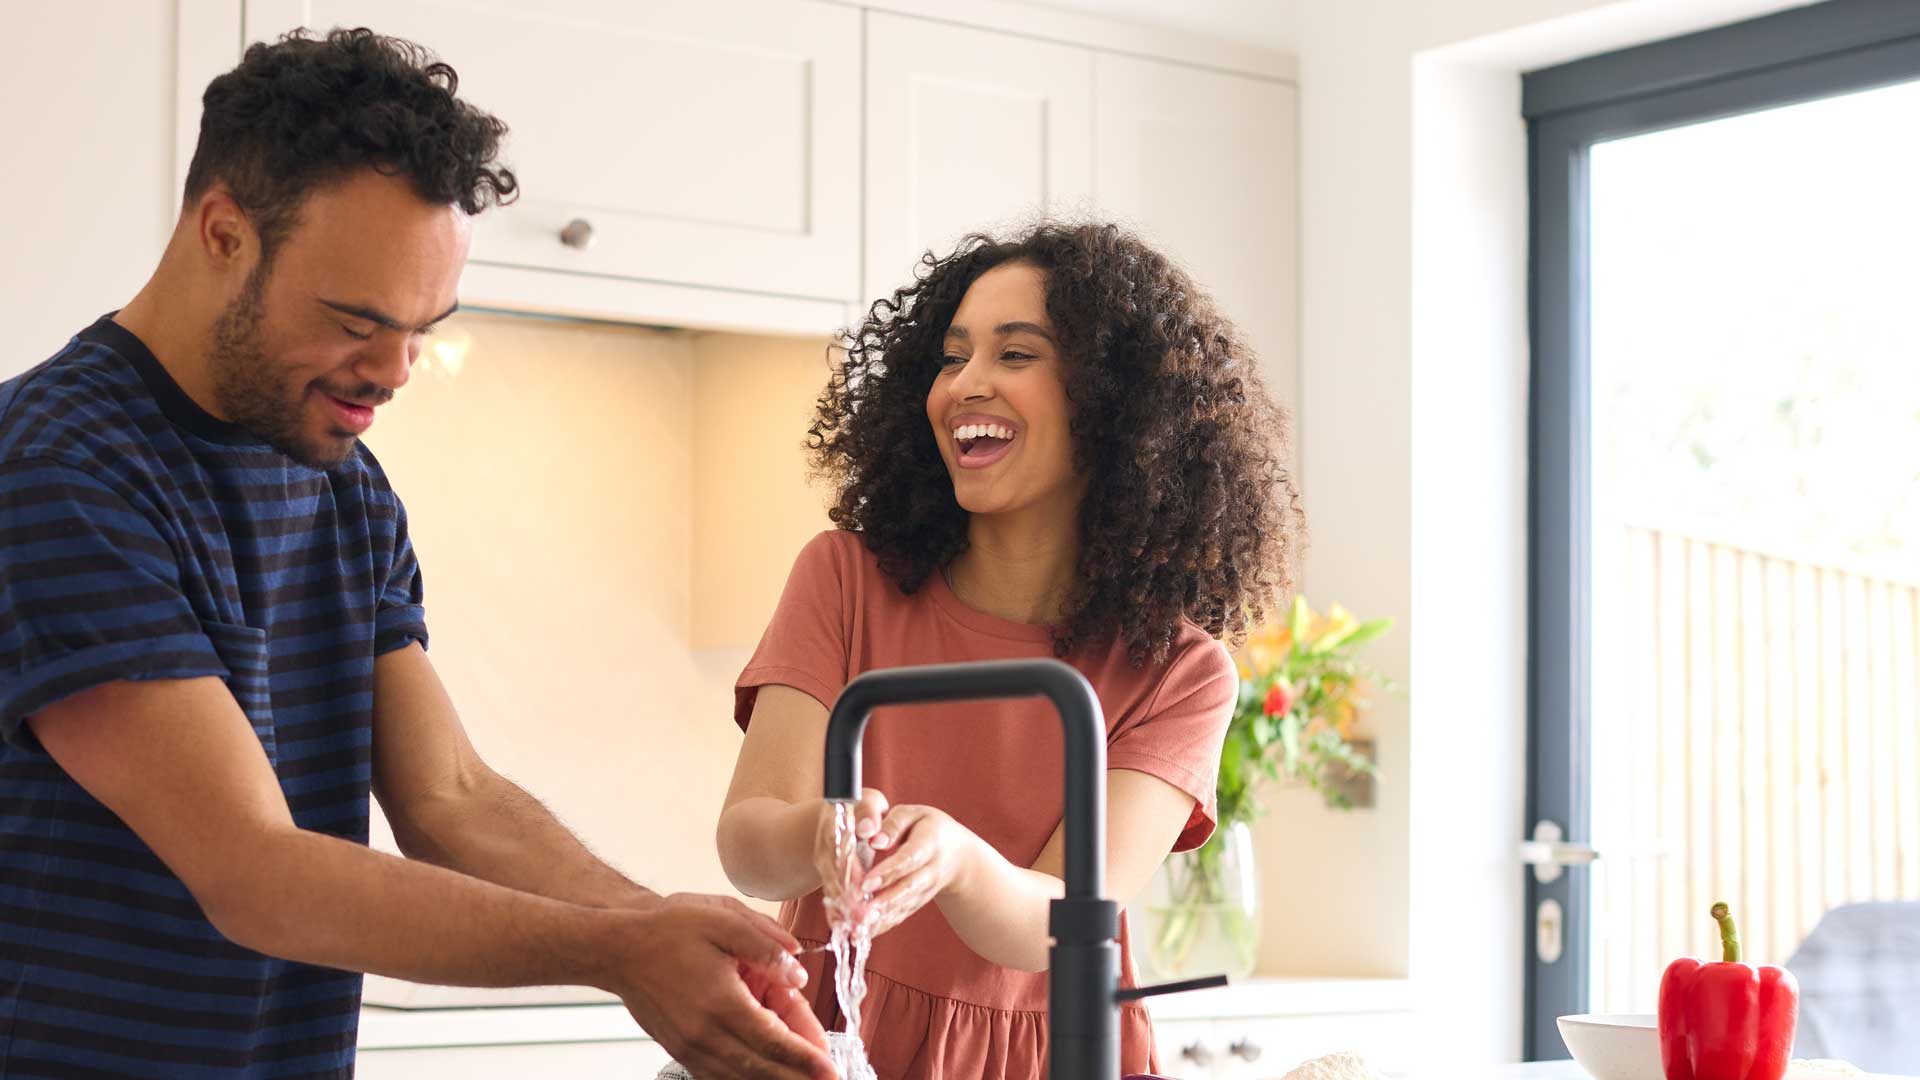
[1711,902,1741,963]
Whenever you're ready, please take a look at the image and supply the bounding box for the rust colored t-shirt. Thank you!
[734,530,1235,1080]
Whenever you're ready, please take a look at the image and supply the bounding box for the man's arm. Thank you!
[28,675,834,1080]
[369,642,656,908]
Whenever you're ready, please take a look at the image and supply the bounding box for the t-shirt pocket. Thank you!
[202,620,276,765]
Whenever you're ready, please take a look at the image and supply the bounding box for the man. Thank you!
[0,27,835,1080]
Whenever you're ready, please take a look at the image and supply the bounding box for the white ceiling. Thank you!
[1001,0,1300,52]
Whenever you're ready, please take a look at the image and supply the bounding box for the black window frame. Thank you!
[1523,0,1920,1058]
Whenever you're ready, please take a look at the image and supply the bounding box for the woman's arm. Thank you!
[722,684,1201,972]
[716,684,887,903]
[860,768,1196,972]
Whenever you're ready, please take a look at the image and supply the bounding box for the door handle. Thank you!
[1518,819,1598,883]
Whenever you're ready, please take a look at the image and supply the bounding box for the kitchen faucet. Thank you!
[822,658,1226,1080]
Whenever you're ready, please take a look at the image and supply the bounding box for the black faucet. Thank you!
[823,658,1227,1080]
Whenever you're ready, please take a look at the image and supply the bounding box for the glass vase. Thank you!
[1136,821,1260,982]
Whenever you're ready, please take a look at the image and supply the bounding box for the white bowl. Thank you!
[1557,1013,1660,1080]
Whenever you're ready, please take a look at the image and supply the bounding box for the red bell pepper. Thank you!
[1658,902,1799,1080]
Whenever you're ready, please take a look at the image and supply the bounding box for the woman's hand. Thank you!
[812,788,887,927]
[857,804,983,938]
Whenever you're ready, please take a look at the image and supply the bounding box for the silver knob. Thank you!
[558,218,595,250]
[1519,819,1600,883]
[1229,1037,1262,1062]
[1179,1042,1214,1067]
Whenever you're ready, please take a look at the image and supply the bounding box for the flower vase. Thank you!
[1137,821,1259,982]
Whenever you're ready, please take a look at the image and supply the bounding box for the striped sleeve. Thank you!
[0,456,226,743]
[373,488,427,656]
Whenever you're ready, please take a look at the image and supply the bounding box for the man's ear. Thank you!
[191,186,258,275]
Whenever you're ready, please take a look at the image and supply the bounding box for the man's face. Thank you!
[210,170,471,468]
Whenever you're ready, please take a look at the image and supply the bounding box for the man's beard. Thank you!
[208,267,371,470]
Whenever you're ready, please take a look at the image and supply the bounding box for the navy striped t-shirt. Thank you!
[0,316,428,1077]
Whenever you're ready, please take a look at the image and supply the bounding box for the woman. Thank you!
[715,221,1301,1079]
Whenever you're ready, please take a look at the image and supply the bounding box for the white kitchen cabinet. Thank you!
[355,1002,672,1078]
[1091,52,1299,407]
[356,1040,671,1078]
[243,0,861,305]
[1213,1012,1415,1077]
[1155,1013,1417,1079]
[1158,1018,1228,1078]
[1147,977,1414,1078]
[862,11,1093,300]
[2,2,182,375]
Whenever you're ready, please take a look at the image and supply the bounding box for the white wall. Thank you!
[1282,0,1814,1061]
[689,332,836,649]
[2,3,178,374]
[362,313,831,903]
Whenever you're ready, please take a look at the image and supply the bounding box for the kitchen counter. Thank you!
[356,1001,1916,1080]
[357,975,1409,1050]
[1142,975,1412,1021]
[356,983,1912,1080]
[358,1000,643,1052]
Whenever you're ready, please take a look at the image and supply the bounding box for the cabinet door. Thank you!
[1091,54,1298,407]
[356,1040,671,1079]
[1210,1012,1415,1079]
[863,12,1091,302]
[1153,1018,1224,1080]
[244,0,860,301]
[3,1,182,372]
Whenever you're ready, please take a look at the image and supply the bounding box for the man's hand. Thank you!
[662,891,791,944]
[614,904,836,1080]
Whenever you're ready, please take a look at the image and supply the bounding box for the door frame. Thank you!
[1522,0,1920,1057]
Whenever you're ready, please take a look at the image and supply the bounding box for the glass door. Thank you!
[1523,2,1920,1057]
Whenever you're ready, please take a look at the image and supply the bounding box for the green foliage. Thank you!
[1219,599,1395,826]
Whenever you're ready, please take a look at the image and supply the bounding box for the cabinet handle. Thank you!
[1229,1037,1262,1062]
[559,218,595,250]
[1179,1041,1214,1066]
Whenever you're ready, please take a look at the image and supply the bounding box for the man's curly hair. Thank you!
[183,27,518,264]
[812,221,1304,667]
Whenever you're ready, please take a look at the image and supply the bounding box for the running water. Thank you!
[653,805,881,1080]
[825,802,878,1080]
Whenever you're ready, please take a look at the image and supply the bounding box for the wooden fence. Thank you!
[1591,525,1920,1013]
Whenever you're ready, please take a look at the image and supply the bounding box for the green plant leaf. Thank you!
[1341,617,1395,647]
[1278,712,1303,770]
[1288,594,1311,641]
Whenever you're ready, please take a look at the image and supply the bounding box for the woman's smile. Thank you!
[949,413,1020,468]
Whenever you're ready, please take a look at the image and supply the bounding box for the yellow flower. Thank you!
[1238,622,1293,677]
[1317,603,1358,648]
[1332,698,1356,738]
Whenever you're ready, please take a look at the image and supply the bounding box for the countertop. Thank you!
[356,984,1913,1080]
[358,975,1410,1050]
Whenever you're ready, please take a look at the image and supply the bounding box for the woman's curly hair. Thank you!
[812,221,1304,667]
[184,27,518,265]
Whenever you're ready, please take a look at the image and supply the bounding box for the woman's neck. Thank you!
[947,500,1081,626]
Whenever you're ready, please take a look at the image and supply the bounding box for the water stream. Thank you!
[825,802,878,1080]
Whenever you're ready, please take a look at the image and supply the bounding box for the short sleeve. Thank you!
[733,531,854,730]
[355,449,430,653]
[0,457,226,744]
[366,470,427,657]
[1107,636,1236,852]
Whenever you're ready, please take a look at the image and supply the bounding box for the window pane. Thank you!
[1587,78,1920,1014]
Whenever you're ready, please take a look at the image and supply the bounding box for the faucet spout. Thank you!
[823,658,1106,897]
[821,658,1118,1079]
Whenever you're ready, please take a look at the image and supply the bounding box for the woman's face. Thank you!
[926,261,1080,518]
